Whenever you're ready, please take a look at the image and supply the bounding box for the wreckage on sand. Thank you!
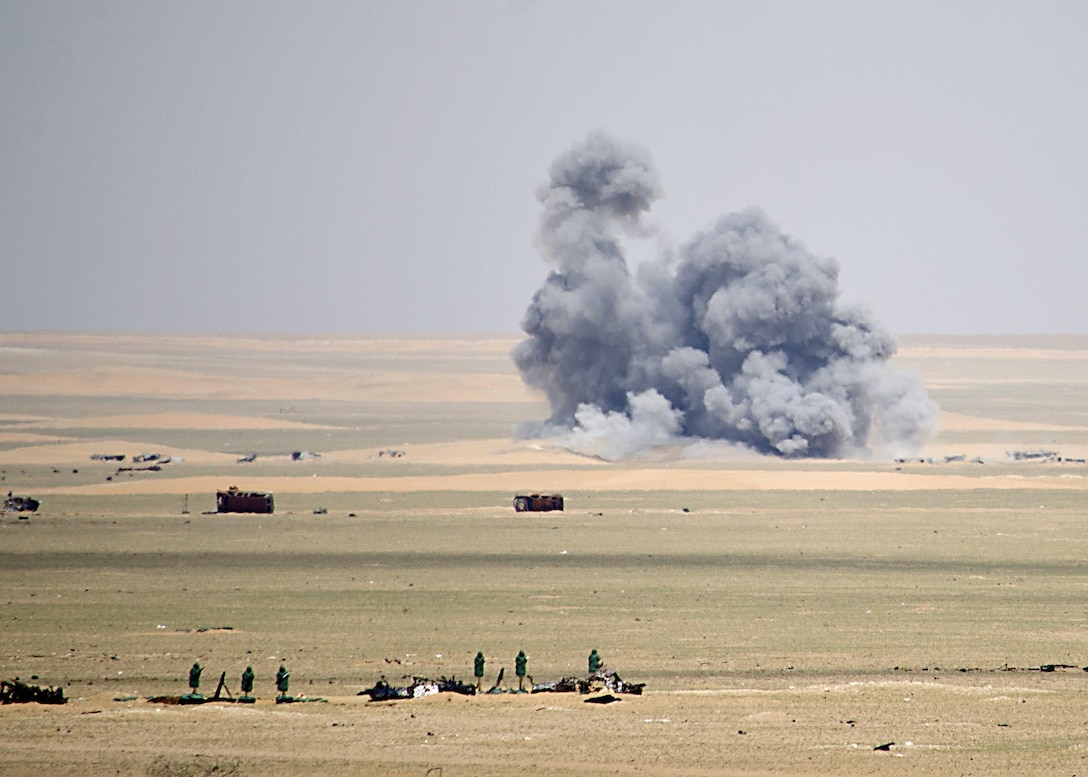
[360,667,643,701]
[532,668,644,695]
[362,675,478,701]
[2,493,39,513]
[2,678,66,705]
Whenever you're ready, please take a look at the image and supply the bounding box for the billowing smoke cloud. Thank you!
[513,132,938,459]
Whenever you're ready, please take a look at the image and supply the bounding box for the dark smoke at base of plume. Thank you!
[513,132,938,460]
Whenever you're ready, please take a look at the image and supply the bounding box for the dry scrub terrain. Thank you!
[2,332,1088,776]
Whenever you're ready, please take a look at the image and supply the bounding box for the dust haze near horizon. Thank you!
[2,1,1086,336]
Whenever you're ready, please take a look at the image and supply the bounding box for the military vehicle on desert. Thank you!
[513,494,564,512]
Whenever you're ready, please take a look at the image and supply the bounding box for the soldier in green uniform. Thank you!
[240,666,255,701]
[188,661,203,694]
[588,648,600,675]
[515,650,528,692]
[474,651,485,691]
[275,664,290,699]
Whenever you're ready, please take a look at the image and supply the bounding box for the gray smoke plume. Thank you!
[513,131,939,459]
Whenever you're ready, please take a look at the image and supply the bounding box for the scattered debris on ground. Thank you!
[892,450,1085,466]
[1004,449,1084,464]
[586,667,644,695]
[1009,449,1059,461]
[1,678,66,705]
[2,493,39,513]
[360,666,644,701]
[87,452,185,477]
[527,677,582,694]
[172,626,234,633]
[894,662,1088,673]
[361,676,477,701]
[1037,663,1085,672]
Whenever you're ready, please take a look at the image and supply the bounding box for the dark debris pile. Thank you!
[1,678,67,705]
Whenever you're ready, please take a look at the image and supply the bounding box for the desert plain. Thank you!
[1,331,1088,776]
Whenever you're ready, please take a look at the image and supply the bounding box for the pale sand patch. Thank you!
[0,432,76,444]
[354,438,1087,469]
[0,414,50,423]
[334,371,535,402]
[329,438,602,467]
[0,331,523,355]
[21,411,334,431]
[0,368,533,403]
[32,469,1088,496]
[9,435,1083,474]
[0,437,590,468]
[938,411,1088,432]
[898,346,1088,360]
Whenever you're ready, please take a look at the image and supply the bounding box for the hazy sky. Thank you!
[2,1,1085,335]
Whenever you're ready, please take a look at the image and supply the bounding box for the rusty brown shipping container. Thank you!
[513,494,564,512]
[217,487,274,514]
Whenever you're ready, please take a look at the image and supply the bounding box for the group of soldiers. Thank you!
[186,661,292,702]
[182,648,611,701]
[473,648,602,692]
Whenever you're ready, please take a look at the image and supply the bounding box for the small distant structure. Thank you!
[514,494,564,512]
[1009,449,1059,462]
[90,453,125,462]
[216,486,274,514]
[2,493,39,514]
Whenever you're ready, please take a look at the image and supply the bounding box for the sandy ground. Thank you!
[2,332,1088,776]
[18,466,1088,497]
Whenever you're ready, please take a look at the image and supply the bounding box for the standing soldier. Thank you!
[474,651,485,692]
[240,666,255,702]
[515,650,528,692]
[188,661,203,695]
[275,664,290,699]
[588,648,600,675]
